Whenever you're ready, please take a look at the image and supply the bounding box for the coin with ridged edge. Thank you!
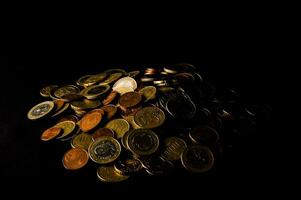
[105,119,130,139]
[27,101,55,120]
[71,133,93,150]
[161,137,187,161]
[62,148,89,170]
[134,106,165,129]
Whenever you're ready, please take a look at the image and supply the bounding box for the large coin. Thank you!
[127,129,159,156]
[62,148,89,170]
[40,85,58,97]
[88,136,121,164]
[161,137,187,161]
[181,145,214,173]
[41,127,62,141]
[53,85,80,99]
[81,85,110,99]
[80,110,103,132]
[119,92,142,108]
[134,106,165,129]
[114,157,142,175]
[99,73,123,85]
[139,86,156,102]
[27,101,55,120]
[55,120,76,139]
[92,128,115,141]
[71,133,93,150]
[105,119,130,139]
[189,126,219,146]
[97,166,129,182]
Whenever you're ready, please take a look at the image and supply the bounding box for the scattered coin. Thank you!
[161,137,187,161]
[80,110,103,132]
[55,120,76,139]
[62,148,89,170]
[105,119,130,139]
[41,127,62,141]
[134,106,165,129]
[97,166,129,182]
[27,101,55,120]
[92,128,115,140]
[71,133,93,150]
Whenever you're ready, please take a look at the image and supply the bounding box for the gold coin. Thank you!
[41,127,62,141]
[88,136,121,164]
[92,128,115,141]
[52,103,69,117]
[53,85,80,99]
[99,73,123,85]
[40,85,58,97]
[76,75,93,87]
[161,137,187,161]
[81,85,110,99]
[83,73,107,86]
[55,120,76,139]
[139,86,156,102]
[101,104,117,120]
[27,101,55,120]
[80,110,102,132]
[105,119,130,139]
[134,106,165,129]
[71,133,93,150]
[97,166,129,182]
[71,99,101,110]
[62,148,89,170]
[121,115,140,129]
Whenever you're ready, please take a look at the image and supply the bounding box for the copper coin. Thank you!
[102,90,118,105]
[92,128,115,140]
[101,104,118,119]
[62,148,89,170]
[57,115,79,123]
[119,92,142,108]
[80,111,102,132]
[41,127,62,141]
[53,99,65,112]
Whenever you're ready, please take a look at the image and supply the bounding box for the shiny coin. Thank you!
[76,75,93,87]
[71,133,93,150]
[161,137,187,161]
[105,119,130,139]
[97,166,129,182]
[27,101,55,120]
[114,157,142,175]
[189,126,219,146]
[99,73,123,85]
[139,86,156,102]
[40,85,58,97]
[55,120,76,139]
[127,129,159,156]
[141,77,155,82]
[113,77,137,93]
[119,92,142,109]
[181,145,214,173]
[92,128,115,140]
[88,136,121,164]
[53,85,80,99]
[81,84,110,99]
[41,127,62,141]
[71,99,101,110]
[134,106,165,129]
[80,110,103,132]
[62,148,89,170]
[83,73,107,87]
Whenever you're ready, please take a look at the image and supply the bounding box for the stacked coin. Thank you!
[27,64,260,182]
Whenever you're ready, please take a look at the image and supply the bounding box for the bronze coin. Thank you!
[80,110,102,132]
[62,148,89,170]
[92,128,115,140]
[119,92,142,108]
[102,90,118,105]
[41,127,62,141]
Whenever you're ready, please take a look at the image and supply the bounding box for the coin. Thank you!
[83,73,107,86]
[141,77,155,82]
[60,93,83,102]
[166,96,196,120]
[127,129,159,156]
[161,137,187,161]
[88,136,121,164]
[62,148,89,170]
[81,85,110,99]
[53,85,80,99]
[40,85,59,97]
[105,119,130,139]
[134,106,165,129]
[140,156,174,176]
[92,128,115,140]
[101,104,117,120]
[52,103,69,117]
[113,77,137,94]
[80,110,102,132]
[76,75,93,87]
[99,73,123,85]
[102,90,118,105]
[163,66,177,74]
[57,115,79,123]
[119,92,142,109]
[127,70,140,78]
[104,68,127,75]
[181,145,214,173]
[114,157,142,175]
[71,99,101,110]
[41,127,62,141]
[157,87,175,93]
[71,133,93,150]
[121,130,131,150]
[27,101,55,120]
[139,86,156,102]
[97,166,129,182]
[55,120,76,139]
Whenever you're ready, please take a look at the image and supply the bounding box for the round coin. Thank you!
[99,73,123,85]
[27,101,55,120]
[71,99,101,110]
[76,75,93,87]
[139,86,156,102]
[162,137,187,161]
[81,84,110,99]
[88,136,121,164]
[189,126,220,146]
[119,92,142,108]
[55,120,76,139]
[71,133,93,150]
[40,85,59,97]
[80,110,102,132]
[83,73,107,86]
[92,128,115,140]
[53,85,80,99]
[41,127,62,141]
[134,106,165,129]
[101,104,118,120]
[97,166,129,182]
[105,119,130,139]
[114,157,142,175]
[62,148,89,170]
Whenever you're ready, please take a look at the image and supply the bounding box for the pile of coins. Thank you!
[27,64,258,182]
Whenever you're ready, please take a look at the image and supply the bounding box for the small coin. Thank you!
[181,145,214,173]
[27,101,55,120]
[134,106,165,129]
[54,120,76,139]
[99,73,123,85]
[105,119,130,139]
[101,104,117,120]
[81,85,110,99]
[161,137,187,161]
[92,128,115,140]
[102,91,118,105]
[97,166,129,182]
[62,148,89,170]
[140,156,174,176]
[119,92,142,108]
[71,133,93,150]
[89,136,121,164]
[71,99,101,110]
[127,129,159,156]
[41,127,62,141]
[114,157,142,175]
[80,110,103,132]
[189,126,219,146]
[40,85,59,97]
[139,86,156,102]
[53,85,80,99]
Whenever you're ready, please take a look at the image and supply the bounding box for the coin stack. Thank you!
[28,64,258,182]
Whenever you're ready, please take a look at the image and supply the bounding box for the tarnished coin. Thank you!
[71,99,101,110]
[40,85,59,97]
[181,145,214,173]
[189,126,219,146]
[52,102,69,117]
[104,68,127,75]
[71,133,93,150]
[53,85,80,99]
[114,157,142,175]
[134,106,165,129]
[139,86,156,102]
[83,73,107,87]
[161,137,187,161]
[140,156,174,176]
[166,97,196,120]
[41,127,62,141]
[99,73,123,85]
[92,128,115,141]
[80,110,102,132]
[76,75,93,87]
[27,101,55,120]
[62,148,89,170]
[55,120,76,139]
[88,136,121,164]
[105,119,130,139]
[102,91,118,105]
[113,77,137,94]
[57,115,79,123]
[60,93,83,102]
[97,166,129,182]
[101,104,117,120]
[127,129,159,156]
[119,92,142,109]
[127,70,140,78]
[81,85,110,99]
